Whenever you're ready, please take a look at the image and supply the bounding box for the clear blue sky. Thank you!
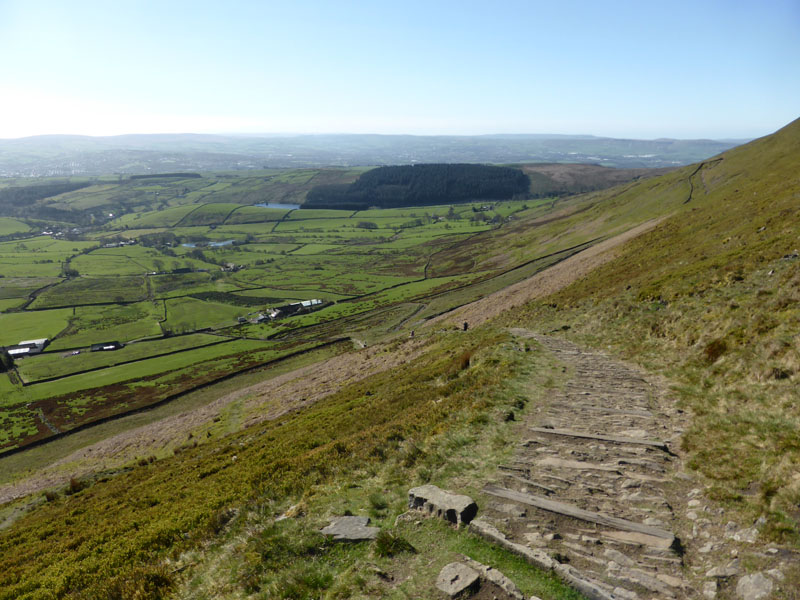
[1,0,797,139]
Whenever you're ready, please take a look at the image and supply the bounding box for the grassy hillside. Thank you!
[508,117,800,540]
[0,328,582,600]
[0,122,796,599]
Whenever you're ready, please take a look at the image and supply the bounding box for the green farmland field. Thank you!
[47,301,165,350]
[0,217,32,236]
[0,308,72,347]
[17,333,226,382]
[29,275,149,308]
[0,167,581,453]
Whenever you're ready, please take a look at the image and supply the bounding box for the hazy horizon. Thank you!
[0,130,759,143]
[1,0,798,141]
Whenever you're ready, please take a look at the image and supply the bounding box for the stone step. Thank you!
[483,484,679,551]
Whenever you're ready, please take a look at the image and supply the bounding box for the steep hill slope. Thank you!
[511,118,800,541]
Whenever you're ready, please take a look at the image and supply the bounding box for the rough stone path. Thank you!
[478,331,795,599]
[482,331,694,599]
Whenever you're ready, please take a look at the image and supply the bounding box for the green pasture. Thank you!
[0,276,59,299]
[0,308,71,347]
[195,247,280,267]
[15,338,271,405]
[17,333,224,383]
[91,227,169,240]
[0,374,17,396]
[208,223,281,238]
[0,238,98,270]
[235,286,351,302]
[0,257,64,277]
[352,206,457,218]
[0,238,97,277]
[289,243,343,255]
[277,217,362,231]
[0,298,24,311]
[491,198,545,217]
[29,276,148,308]
[110,205,198,229]
[47,302,164,350]
[163,297,248,332]
[403,220,494,235]
[71,248,159,276]
[288,208,353,220]
[270,170,317,184]
[0,217,32,236]
[281,273,478,330]
[174,203,241,227]
[150,272,241,298]
[224,205,290,224]
[269,225,390,241]
[232,242,301,254]
[43,184,120,211]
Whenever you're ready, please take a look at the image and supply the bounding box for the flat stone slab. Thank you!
[408,484,478,525]
[320,516,379,541]
[483,484,677,550]
[436,562,480,598]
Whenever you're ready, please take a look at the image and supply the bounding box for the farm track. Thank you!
[426,218,665,330]
[16,279,63,312]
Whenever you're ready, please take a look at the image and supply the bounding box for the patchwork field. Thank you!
[0,164,673,458]
[1,170,580,453]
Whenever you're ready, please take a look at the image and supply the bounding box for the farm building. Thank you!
[267,299,324,320]
[19,338,49,352]
[5,338,50,358]
[90,341,124,352]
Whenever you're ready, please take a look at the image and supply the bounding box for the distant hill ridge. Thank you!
[0,132,744,176]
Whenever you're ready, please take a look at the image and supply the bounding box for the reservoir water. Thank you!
[254,202,300,210]
[181,240,235,248]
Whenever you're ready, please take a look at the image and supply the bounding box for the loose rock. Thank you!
[408,485,478,526]
[702,580,717,599]
[461,556,527,600]
[319,516,379,541]
[436,562,480,598]
[735,572,773,600]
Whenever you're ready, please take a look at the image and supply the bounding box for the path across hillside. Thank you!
[476,330,789,600]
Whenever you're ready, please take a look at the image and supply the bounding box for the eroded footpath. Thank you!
[475,330,790,600]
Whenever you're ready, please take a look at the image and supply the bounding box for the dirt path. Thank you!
[425,218,665,331]
[475,331,790,599]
